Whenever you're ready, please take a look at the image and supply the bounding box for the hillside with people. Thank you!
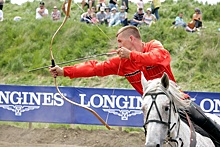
[0,0,220,92]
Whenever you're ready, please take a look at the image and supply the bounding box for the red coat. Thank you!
[64,40,176,95]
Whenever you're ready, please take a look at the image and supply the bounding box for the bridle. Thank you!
[49,0,111,130]
[142,86,183,147]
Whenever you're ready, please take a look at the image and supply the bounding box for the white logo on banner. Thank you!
[0,105,40,116]
[0,90,64,116]
[103,109,142,120]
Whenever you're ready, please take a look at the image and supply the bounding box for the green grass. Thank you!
[0,0,220,130]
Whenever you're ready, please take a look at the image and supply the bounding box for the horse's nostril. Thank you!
[156,144,160,147]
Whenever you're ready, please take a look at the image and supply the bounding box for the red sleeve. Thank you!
[63,57,124,78]
[129,40,171,67]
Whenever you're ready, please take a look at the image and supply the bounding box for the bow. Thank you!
[49,0,111,130]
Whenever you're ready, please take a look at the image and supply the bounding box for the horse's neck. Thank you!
[179,120,215,146]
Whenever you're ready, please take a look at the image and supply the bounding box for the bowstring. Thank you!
[105,60,122,124]
[73,3,122,125]
[61,2,124,126]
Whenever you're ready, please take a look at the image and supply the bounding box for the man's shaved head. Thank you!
[116,26,141,39]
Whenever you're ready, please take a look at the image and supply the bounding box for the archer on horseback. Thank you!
[50,26,220,146]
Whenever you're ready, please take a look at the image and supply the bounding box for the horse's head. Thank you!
[141,72,190,147]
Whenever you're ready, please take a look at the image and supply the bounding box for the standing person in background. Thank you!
[0,9,3,21]
[137,0,144,10]
[0,0,4,10]
[62,1,68,16]
[96,0,106,11]
[36,1,48,19]
[150,0,161,20]
[51,6,61,21]
[108,0,117,11]
[121,0,128,12]
[82,0,95,10]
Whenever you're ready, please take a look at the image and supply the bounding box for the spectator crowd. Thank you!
[80,0,160,27]
[0,0,203,33]
[78,0,203,32]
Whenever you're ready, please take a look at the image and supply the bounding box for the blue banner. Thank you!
[0,85,219,127]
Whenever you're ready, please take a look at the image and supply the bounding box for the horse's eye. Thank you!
[165,106,169,111]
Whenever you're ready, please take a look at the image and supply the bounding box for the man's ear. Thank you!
[129,35,134,42]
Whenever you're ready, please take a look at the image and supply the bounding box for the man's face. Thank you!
[117,33,133,50]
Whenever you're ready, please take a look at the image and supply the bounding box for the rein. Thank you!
[184,110,197,147]
[142,89,183,147]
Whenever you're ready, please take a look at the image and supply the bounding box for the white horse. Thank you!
[141,73,215,147]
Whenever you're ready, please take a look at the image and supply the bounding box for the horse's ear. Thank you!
[161,72,169,89]
[141,72,148,92]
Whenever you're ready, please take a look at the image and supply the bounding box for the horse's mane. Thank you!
[144,78,191,109]
[168,80,191,108]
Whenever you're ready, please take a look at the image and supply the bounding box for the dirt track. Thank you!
[0,125,145,147]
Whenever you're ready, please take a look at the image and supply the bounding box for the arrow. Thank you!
[28,51,117,72]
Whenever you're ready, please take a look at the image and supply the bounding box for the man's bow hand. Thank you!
[49,65,64,78]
